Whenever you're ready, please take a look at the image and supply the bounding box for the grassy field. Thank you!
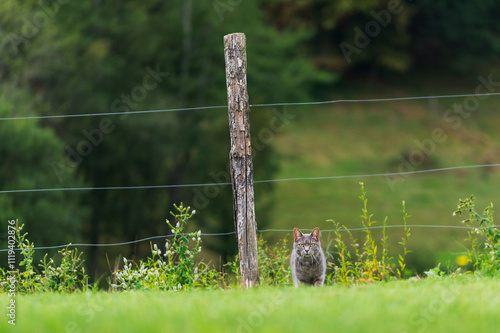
[1,276,499,332]
[255,77,500,271]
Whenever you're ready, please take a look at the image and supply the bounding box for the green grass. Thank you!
[2,276,499,332]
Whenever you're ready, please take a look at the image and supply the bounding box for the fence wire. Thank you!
[1,163,500,194]
[1,92,500,121]
[1,225,498,252]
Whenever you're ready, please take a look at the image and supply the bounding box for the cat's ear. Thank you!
[293,228,303,240]
[311,227,320,240]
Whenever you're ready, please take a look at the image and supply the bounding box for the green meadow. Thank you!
[2,276,499,332]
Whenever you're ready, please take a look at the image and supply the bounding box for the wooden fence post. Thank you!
[224,33,259,288]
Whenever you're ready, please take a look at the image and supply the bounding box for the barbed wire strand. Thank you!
[2,92,500,121]
[1,163,499,194]
[2,225,498,252]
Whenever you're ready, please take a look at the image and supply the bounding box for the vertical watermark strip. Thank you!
[6,219,17,326]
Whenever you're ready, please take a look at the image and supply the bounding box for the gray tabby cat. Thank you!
[290,227,326,287]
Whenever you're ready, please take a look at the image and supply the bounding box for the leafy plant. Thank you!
[454,195,499,276]
[397,201,411,279]
[327,220,355,285]
[424,263,446,279]
[327,183,411,285]
[227,234,292,287]
[112,204,225,291]
[0,222,89,293]
[38,247,88,292]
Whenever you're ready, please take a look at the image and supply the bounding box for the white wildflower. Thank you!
[192,210,196,214]
[177,283,182,290]
[176,222,180,228]
[197,230,201,237]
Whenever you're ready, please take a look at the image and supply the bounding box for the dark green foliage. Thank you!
[410,0,500,73]
[0,95,88,252]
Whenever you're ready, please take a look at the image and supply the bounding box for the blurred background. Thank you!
[1,0,499,283]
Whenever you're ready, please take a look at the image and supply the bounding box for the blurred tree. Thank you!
[262,0,500,77]
[0,90,89,253]
[410,0,500,73]
[0,2,89,254]
[261,0,413,78]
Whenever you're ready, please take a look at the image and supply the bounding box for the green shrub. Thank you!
[112,204,225,291]
[454,195,499,276]
[0,222,89,293]
[227,234,292,287]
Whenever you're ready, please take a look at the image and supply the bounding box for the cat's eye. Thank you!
[310,243,315,247]
[300,244,305,247]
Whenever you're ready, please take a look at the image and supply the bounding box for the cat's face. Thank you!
[293,227,321,257]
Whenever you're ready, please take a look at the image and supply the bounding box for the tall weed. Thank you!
[327,183,411,284]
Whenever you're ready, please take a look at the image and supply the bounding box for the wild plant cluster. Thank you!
[112,204,224,291]
[326,182,411,285]
[0,223,88,293]
[227,235,293,287]
[1,190,498,294]
[454,195,499,276]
